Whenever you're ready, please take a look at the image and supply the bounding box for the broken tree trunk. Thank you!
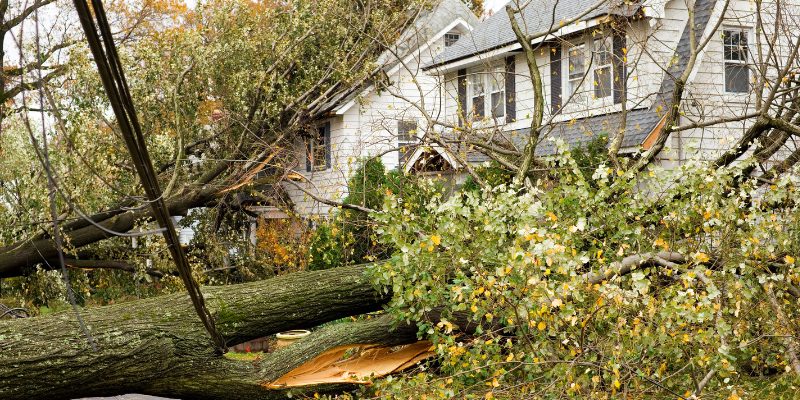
[0,264,417,400]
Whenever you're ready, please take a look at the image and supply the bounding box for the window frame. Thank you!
[565,43,586,102]
[306,123,330,171]
[397,120,418,166]
[592,37,613,99]
[722,27,751,94]
[467,66,506,121]
[444,33,461,47]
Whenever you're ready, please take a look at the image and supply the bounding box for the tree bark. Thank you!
[0,186,218,278]
[0,264,406,400]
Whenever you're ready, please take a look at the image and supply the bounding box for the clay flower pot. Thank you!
[275,329,311,349]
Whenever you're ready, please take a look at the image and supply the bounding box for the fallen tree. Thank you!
[0,264,415,400]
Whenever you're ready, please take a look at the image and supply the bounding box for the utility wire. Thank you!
[73,0,225,351]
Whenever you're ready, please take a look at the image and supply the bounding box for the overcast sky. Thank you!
[484,0,510,15]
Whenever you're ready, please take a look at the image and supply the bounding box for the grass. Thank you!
[224,351,266,361]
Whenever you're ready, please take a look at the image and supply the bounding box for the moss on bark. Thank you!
[0,264,408,400]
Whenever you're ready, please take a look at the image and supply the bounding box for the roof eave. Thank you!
[424,14,620,73]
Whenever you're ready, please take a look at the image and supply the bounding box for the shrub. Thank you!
[308,158,428,270]
[369,150,800,399]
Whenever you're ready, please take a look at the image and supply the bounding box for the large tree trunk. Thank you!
[0,264,411,400]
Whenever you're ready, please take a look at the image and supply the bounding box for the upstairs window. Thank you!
[593,37,613,98]
[489,69,506,118]
[567,44,586,101]
[468,67,506,120]
[468,72,485,119]
[397,120,418,166]
[724,28,750,93]
[444,33,461,47]
[306,123,330,171]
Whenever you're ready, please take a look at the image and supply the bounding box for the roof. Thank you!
[319,0,479,115]
[429,0,641,68]
[522,108,662,156]
[377,0,480,67]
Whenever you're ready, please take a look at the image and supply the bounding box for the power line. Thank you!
[73,0,225,351]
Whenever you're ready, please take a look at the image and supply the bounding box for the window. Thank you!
[306,123,330,171]
[489,69,505,118]
[593,37,613,98]
[397,120,418,165]
[724,28,750,93]
[468,72,485,119]
[567,44,585,100]
[444,33,461,47]
[468,67,505,120]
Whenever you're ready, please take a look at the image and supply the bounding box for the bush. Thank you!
[368,151,800,399]
[308,158,428,270]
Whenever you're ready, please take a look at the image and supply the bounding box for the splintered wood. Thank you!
[266,341,433,388]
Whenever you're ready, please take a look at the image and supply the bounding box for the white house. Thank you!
[411,0,797,173]
[279,0,480,218]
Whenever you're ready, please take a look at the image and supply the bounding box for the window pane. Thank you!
[398,121,416,141]
[491,91,505,118]
[594,66,612,98]
[725,64,749,92]
[723,29,748,61]
[468,73,484,95]
[568,46,585,80]
[594,38,612,66]
[311,126,327,169]
[489,70,505,93]
[472,95,485,119]
[445,33,460,47]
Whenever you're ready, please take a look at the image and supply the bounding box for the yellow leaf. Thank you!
[471,304,478,313]
[694,252,710,263]
[613,380,621,389]
[786,255,796,264]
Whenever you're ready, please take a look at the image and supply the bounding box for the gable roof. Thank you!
[428,0,641,69]
[319,0,479,115]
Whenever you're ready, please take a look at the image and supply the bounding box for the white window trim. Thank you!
[564,43,587,105]
[591,37,613,100]
[444,32,461,47]
[722,26,751,94]
[307,124,329,171]
[466,66,506,122]
[561,36,615,111]
[397,120,418,166]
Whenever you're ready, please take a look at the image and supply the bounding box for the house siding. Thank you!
[285,36,449,217]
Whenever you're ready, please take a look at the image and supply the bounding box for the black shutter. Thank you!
[324,122,331,169]
[613,31,627,104]
[550,45,562,114]
[457,68,467,126]
[305,139,311,172]
[505,56,516,123]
